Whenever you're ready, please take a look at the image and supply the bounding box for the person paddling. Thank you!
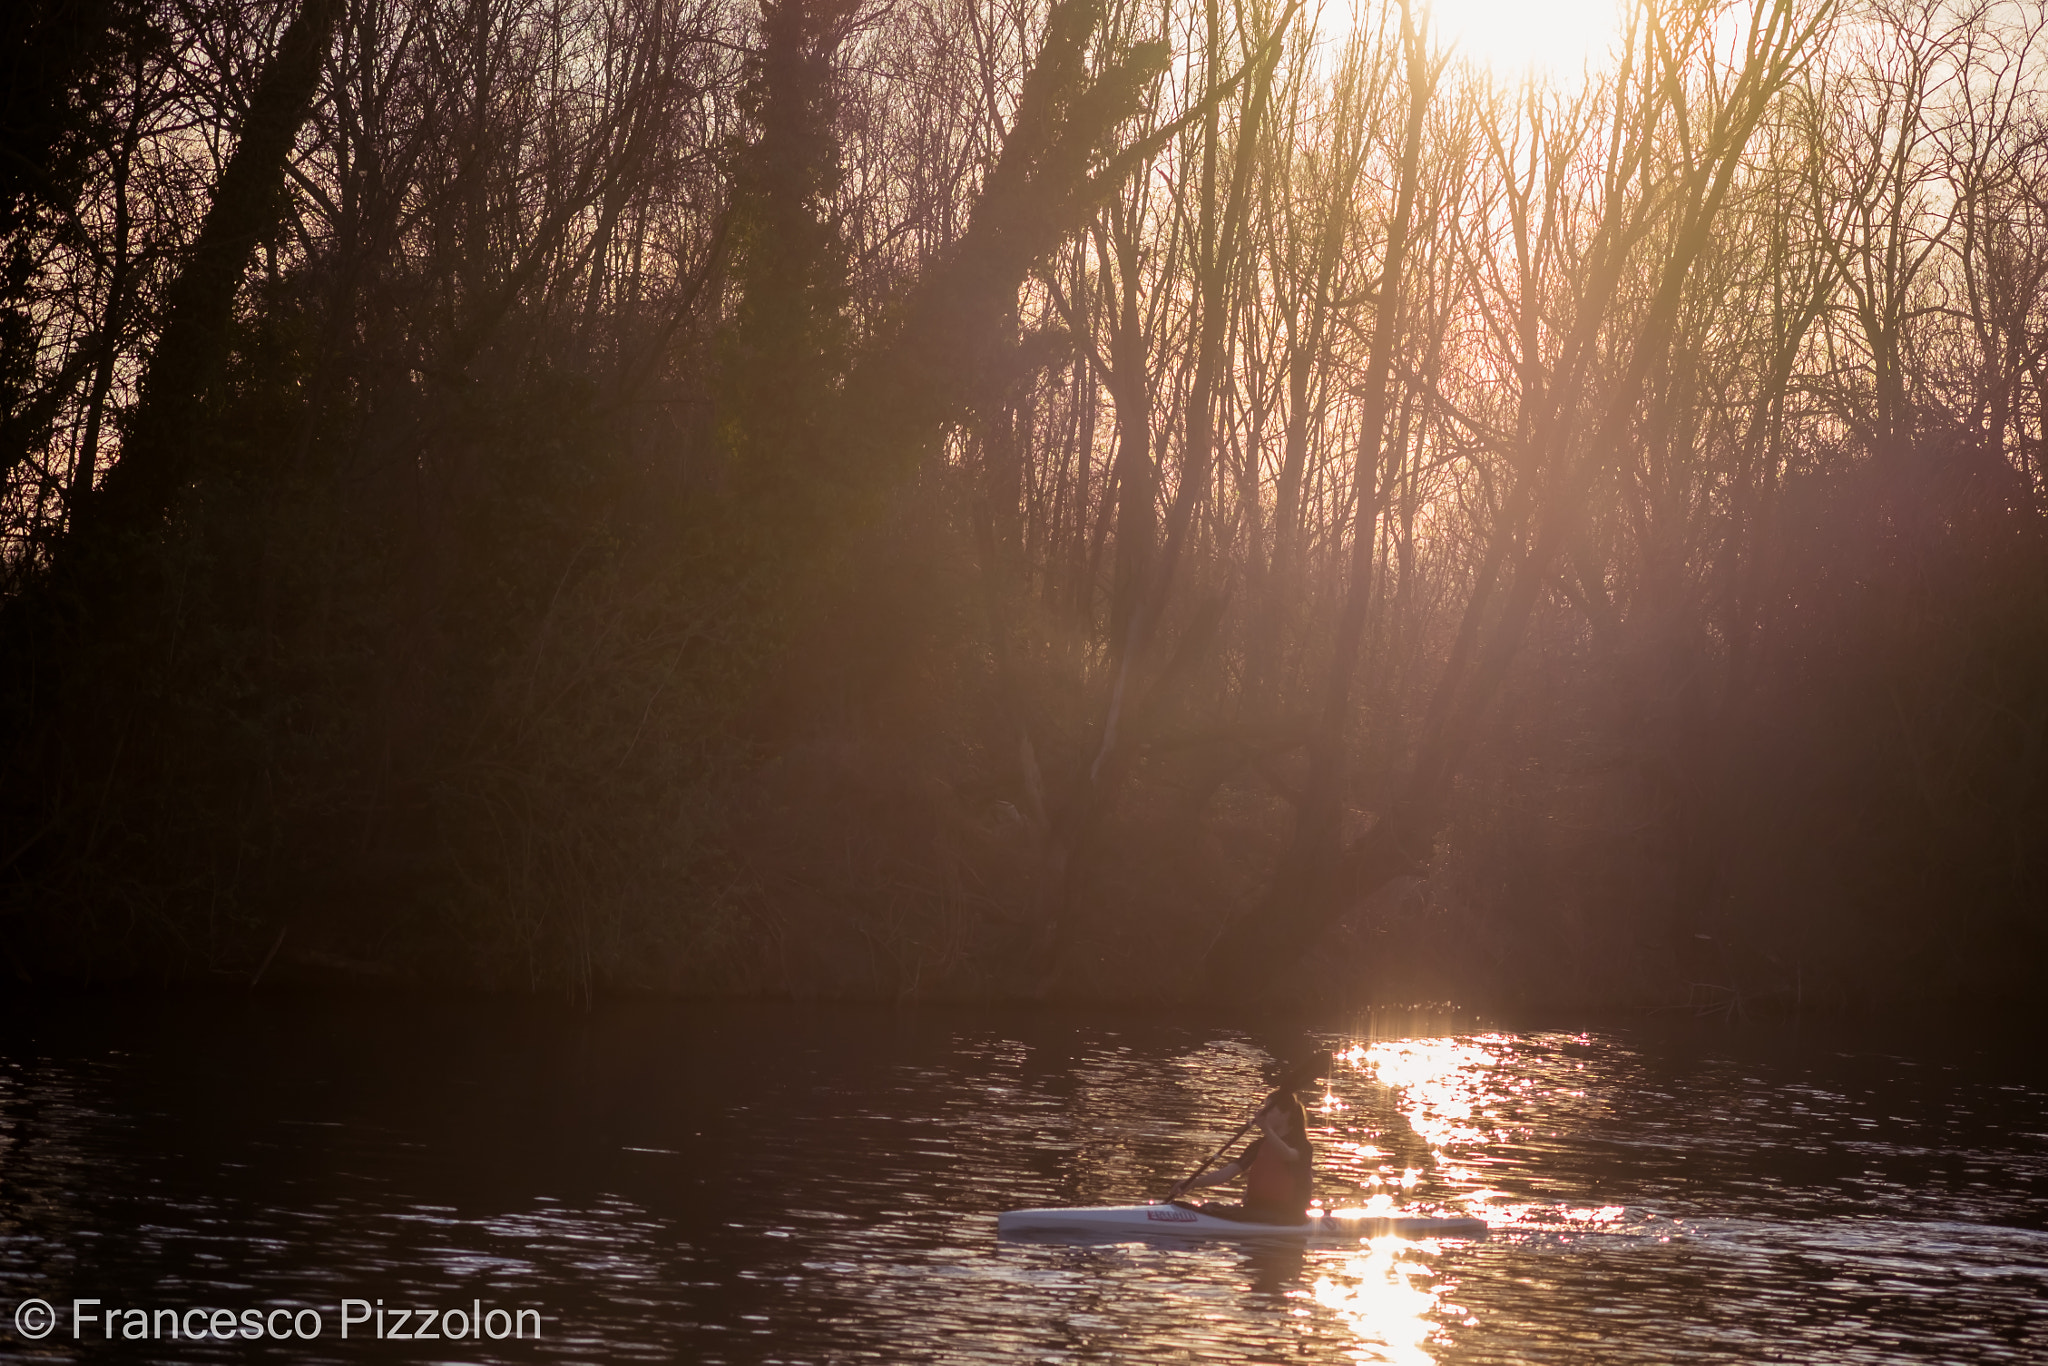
[1167,1087,1314,1224]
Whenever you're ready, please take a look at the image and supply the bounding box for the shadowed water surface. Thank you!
[0,998,2042,1362]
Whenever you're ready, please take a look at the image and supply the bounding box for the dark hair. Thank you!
[1261,1088,1308,1142]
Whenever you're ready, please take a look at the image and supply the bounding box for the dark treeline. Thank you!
[1,0,2042,1009]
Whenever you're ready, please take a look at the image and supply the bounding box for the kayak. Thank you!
[997,1202,1489,1241]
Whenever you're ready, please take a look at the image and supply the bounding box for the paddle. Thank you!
[1167,1049,1333,1202]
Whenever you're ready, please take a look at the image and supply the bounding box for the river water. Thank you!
[0,997,2042,1363]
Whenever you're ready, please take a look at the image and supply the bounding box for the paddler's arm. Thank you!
[1168,1158,1246,1200]
[1258,1130,1300,1162]
[1254,1107,1301,1162]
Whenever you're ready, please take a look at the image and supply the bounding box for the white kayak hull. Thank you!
[997,1203,1488,1241]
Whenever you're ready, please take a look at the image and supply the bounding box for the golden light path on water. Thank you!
[1311,1238,1459,1366]
[1293,1039,1494,1364]
[1420,0,1624,77]
[1291,1036,1631,1362]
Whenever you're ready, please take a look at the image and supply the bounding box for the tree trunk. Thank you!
[73,0,342,550]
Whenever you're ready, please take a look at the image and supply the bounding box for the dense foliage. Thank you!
[1,0,2042,1010]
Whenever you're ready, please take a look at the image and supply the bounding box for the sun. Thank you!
[1420,0,1626,80]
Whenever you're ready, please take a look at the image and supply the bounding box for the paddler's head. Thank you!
[1258,1087,1308,1142]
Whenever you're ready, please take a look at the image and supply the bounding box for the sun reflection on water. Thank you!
[1359,1036,1501,1148]
[1290,1036,1518,1363]
[1353,1035,1512,1218]
[1309,1238,1465,1366]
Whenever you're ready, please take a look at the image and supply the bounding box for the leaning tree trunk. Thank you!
[68,0,342,554]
